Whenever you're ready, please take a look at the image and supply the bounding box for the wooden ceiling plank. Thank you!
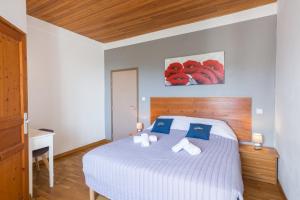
[64,0,156,31]
[24,1,237,38]
[26,0,51,13]
[27,0,122,26]
[215,0,275,14]
[95,12,221,41]
[84,6,216,39]
[50,0,126,26]
[100,0,276,42]
[27,0,64,16]
[72,0,211,33]
[76,0,217,36]
[27,0,276,43]
[36,1,90,22]
[78,0,256,39]
[95,0,274,42]
[82,0,235,38]
[90,0,275,42]
[95,11,218,42]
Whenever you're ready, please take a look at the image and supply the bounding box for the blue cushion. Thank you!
[151,118,173,134]
[186,123,212,140]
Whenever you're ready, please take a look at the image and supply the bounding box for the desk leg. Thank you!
[29,139,33,197]
[89,188,96,200]
[49,137,54,187]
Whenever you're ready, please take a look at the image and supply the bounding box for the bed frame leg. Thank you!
[89,188,96,200]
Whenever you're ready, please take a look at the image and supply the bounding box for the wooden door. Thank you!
[112,69,138,140]
[0,17,28,200]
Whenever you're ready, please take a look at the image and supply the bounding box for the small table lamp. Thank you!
[136,122,144,132]
[252,133,263,150]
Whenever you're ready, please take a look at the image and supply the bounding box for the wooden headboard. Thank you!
[150,97,252,141]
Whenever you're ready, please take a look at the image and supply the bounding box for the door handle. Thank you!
[129,105,136,110]
[24,113,29,135]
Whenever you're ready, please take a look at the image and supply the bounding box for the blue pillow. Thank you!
[186,123,212,140]
[151,118,173,134]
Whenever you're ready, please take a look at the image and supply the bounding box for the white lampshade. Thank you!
[252,133,263,144]
[136,122,143,131]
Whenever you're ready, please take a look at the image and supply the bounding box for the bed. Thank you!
[83,97,252,200]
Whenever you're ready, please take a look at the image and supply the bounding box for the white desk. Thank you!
[29,128,55,197]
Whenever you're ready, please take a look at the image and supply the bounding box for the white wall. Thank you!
[0,0,27,32]
[275,0,300,199]
[27,16,105,155]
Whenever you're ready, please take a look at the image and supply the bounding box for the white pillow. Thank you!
[147,115,237,141]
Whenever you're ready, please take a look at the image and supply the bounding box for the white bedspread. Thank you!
[83,129,243,200]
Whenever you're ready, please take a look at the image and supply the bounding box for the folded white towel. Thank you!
[133,133,158,147]
[141,133,150,147]
[172,138,189,152]
[149,135,157,142]
[133,136,142,143]
[172,138,201,155]
[183,143,201,155]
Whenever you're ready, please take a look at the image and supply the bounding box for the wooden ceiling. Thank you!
[27,0,276,43]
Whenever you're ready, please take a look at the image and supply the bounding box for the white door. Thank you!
[112,69,138,140]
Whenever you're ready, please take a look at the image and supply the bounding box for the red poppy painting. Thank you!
[164,51,224,86]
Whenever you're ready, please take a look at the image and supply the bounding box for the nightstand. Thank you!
[239,144,279,184]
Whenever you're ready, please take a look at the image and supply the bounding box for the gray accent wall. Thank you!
[105,16,276,146]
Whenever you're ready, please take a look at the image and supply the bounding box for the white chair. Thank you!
[32,128,53,170]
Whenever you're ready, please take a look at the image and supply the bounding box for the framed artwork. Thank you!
[164,51,224,86]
